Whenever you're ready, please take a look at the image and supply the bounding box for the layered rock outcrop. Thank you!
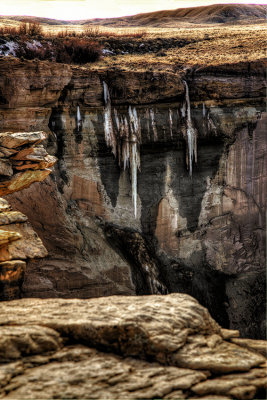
[0,294,266,399]
[1,58,266,338]
[0,130,56,299]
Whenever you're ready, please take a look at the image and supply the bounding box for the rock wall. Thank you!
[2,59,266,338]
[0,129,56,299]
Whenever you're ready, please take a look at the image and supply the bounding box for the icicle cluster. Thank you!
[183,80,197,176]
[103,81,117,156]
[149,109,158,141]
[76,105,82,131]
[102,82,141,218]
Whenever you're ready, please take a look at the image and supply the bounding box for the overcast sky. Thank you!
[0,0,266,20]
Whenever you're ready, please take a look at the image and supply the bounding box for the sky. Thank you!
[0,0,266,20]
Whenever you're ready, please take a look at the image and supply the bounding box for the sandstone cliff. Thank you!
[0,294,266,399]
[0,130,56,299]
[1,58,265,338]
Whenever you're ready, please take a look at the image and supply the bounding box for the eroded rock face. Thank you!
[0,294,266,399]
[0,128,57,299]
[0,198,47,300]
[3,59,266,338]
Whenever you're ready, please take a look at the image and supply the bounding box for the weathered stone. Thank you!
[0,131,47,149]
[0,260,26,300]
[0,146,18,158]
[11,145,47,161]
[0,199,49,300]
[192,368,266,398]
[0,325,61,362]
[0,211,27,225]
[1,222,47,260]
[173,336,264,373]
[231,338,267,357]
[0,169,51,196]
[0,295,266,399]
[220,329,240,340]
[0,295,265,371]
[0,159,13,177]
[0,198,11,212]
[0,229,21,247]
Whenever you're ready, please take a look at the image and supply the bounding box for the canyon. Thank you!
[0,55,265,340]
[0,7,266,398]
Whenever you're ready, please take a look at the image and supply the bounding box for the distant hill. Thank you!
[85,4,266,27]
[0,15,71,25]
[0,4,266,27]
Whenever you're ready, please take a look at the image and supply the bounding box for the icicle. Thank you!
[181,102,186,118]
[102,83,142,219]
[76,105,82,131]
[114,108,120,131]
[183,80,197,176]
[169,108,173,138]
[202,102,206,118]
[145,109,150,141]
[150,109,158,141]
[129,106,141,140]
[130,135,140,219]
[103,81,116,156]
[128,107,141,218]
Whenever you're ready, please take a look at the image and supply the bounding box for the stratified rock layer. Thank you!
[0,129,57,299]
[0,294,266,399]
[0,198,47,300]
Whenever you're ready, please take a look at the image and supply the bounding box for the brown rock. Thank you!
[231,338,267,357]
[0,146,18,158]
[0,169,51,196]
[0,199,48,300]
[0,198,11,212]
[0,260,26,300]
[0,159,13,177]
[11,145,47,161]
[0,229,21,247]
[192,368,266,397]
[0,211,27,225]
[0,294,266,399]
[0,131,47,149]
[0,325,61,361]
[1,222,47,260]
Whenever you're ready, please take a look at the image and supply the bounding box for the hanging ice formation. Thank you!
[169,108,173,138]
[76,105,82,131]
[103,81,117,156]
[149,109,158,141]
[102,82,141,218]
[183,80,197,176]
[202,102,206,118]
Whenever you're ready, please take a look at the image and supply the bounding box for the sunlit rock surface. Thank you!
[0,294,266,399]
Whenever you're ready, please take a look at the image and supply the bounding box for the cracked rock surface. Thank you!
[0,293,266,399]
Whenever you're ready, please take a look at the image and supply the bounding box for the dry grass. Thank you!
[0,18,265,70]
[89,24,266,72]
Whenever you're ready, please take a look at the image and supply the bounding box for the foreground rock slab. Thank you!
[0,294,266,399]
